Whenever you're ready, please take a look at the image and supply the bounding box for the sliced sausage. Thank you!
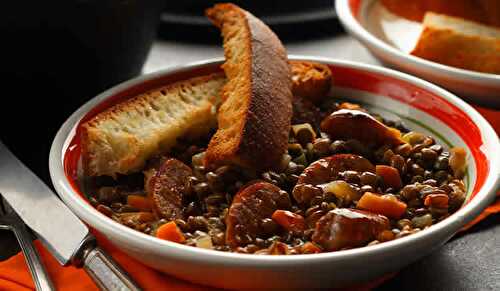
[312,208,389,251]
[147,158,192,220]
[226,181,291,248]
[320,109,404,148]
[292,154,375,205]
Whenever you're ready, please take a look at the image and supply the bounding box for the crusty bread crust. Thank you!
[411,13,500,74]
[204,3,293,171]
[81,73,225,177]
[380,0,500,27]
[81,61,331,178]
[290,61,332,104]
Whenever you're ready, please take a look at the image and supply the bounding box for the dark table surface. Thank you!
[1,26,498,290]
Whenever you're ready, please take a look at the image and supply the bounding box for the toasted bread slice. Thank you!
[204,4,293,171]
[290,61,332,104]
[81,61,330,177]
[380,0,500,27]
[81,73,225,177]
[411,13,500,74]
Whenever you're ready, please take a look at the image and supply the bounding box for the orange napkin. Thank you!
[0,105,498,291]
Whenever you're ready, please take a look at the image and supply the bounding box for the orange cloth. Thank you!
[0,230,398,291]
[0,105,498,291]
[0,232,213,291]
[461,194,500,232]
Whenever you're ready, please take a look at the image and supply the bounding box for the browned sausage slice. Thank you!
[312,208,389,251]
[226,181,291,248]
[292,154,375,205]
[320,109,404,148]
[148,158,192,220]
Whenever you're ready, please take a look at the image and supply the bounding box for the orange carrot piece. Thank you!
[357,192,407,219]
[301,242,322,254]
[338,102,363,111]
[156,221,186,243]
[127,195,152,211]
[376,165,402,189]
[272,210,306,232]
[424,194,449,208]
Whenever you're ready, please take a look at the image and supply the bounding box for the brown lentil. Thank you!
[343,170,360,184]
[312,137,332,156]
[421,148,438,162]
[330,140,349,154]
[395,143,412,157]
[390,154,406,175]
[434,156,449,170]
[429,144,443,154]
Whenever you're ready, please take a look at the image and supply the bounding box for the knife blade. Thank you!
[0,141,88,265]
[0,141,141,291]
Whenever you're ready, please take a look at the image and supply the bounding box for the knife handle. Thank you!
[82,246,142,291]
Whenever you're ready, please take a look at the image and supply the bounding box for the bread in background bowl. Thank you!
[411,13,500,75]
[380,0,500,27]
[336,0,500,107]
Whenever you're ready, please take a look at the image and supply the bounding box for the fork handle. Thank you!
[11,223,55,291]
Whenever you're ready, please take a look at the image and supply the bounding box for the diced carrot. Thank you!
[301,242,322,254]
[339,102,363,111]
[376,165,402,189]
[424,194,449,208]
[268,241,290,255]
[377,230,395,242]
[127,195,152,211]
[156,221,185,243]
[357,192,407,219]
[272,210,306,232]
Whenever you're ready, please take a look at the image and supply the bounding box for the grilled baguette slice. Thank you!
[204,3,293,171]
[81,73,225,177]
[290,60,332,104]
[82,61,330,177]
[411,13,500,74]
[380,0,500,27]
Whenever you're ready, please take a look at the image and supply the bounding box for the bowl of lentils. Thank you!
[50,57,500,289]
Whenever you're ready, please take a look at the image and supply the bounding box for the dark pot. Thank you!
[0,0,164,183]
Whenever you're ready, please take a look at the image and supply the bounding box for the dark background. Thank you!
[0,0,164,183]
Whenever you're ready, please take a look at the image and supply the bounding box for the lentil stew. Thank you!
[85,97,468,255]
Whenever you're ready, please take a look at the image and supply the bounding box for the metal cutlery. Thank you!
[0,196,54,291]
[0,141,141,291]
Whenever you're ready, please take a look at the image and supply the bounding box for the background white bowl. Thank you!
[50,57,499,289]
[336,0,500,108]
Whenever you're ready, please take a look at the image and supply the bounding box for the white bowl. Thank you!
[49,57,500,289]
[336,0,500,107]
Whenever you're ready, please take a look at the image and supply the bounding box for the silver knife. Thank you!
[0,141,141,291]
